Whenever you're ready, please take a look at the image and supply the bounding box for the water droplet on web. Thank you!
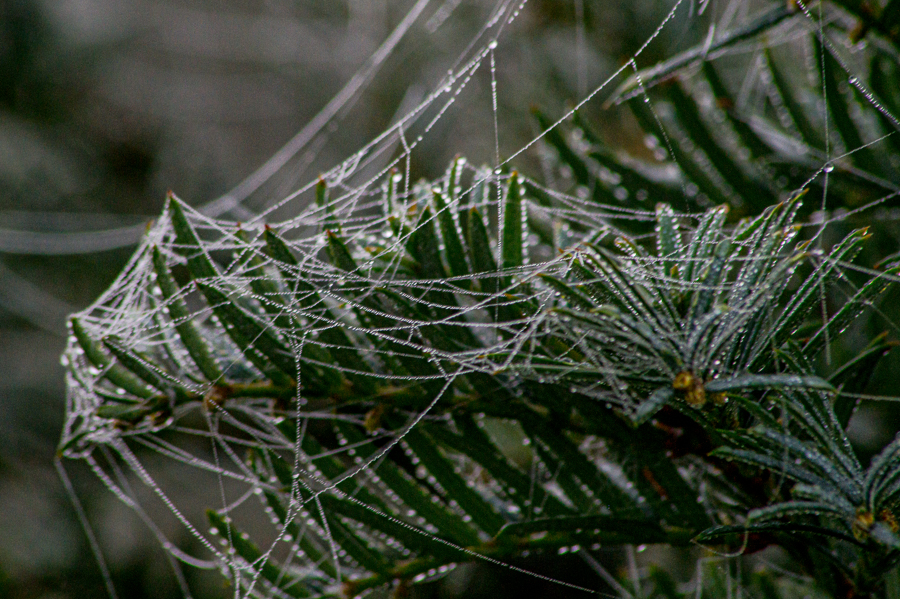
[823,163,834,173]
[488,40,498,49]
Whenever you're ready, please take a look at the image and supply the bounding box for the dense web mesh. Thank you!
[58,0,900,597]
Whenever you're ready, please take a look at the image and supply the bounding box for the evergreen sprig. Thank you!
[60,1,900,597]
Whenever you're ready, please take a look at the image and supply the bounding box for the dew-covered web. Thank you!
[57,0,900,597]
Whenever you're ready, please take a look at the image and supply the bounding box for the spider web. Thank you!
[57,0,900,597]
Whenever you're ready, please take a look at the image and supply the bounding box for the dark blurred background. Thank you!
[0,1,712,597]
